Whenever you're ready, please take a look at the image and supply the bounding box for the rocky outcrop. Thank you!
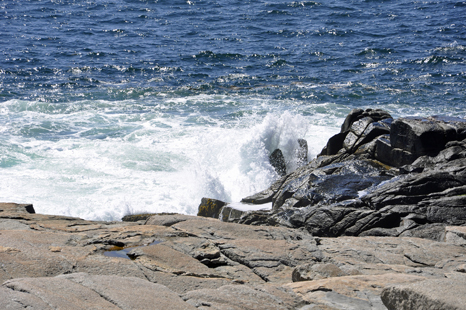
[3,109,466,309]
[201,109,466,241]
[2,203,466,309]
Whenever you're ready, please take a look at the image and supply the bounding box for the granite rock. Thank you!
[2,204,466,309]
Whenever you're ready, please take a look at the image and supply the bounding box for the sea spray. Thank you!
[0,98,342,221]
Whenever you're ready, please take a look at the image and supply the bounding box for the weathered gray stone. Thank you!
[0,286,51,310]
[287,273,425,310]
[0,219,32,230]
[3,276,121,309]
[60,273,197,310]
[445,226,466,246]
[129,243,221,278]
[381,276,466,310]
[182,284,305,310]
[292,263,347,282]
[0,202,35,214]
[218,238,322,283]
[137,269,235,294]
[2,206,466,309]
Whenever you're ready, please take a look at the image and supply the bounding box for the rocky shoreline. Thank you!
[2,109,466,309]
[201,109,466,240]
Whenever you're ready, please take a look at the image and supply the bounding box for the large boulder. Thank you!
[377,116,466,167]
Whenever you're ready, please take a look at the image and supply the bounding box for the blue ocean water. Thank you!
[0,0,465,220]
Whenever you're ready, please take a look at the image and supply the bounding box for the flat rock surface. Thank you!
[381,274,466,310]
[2,203,466,309]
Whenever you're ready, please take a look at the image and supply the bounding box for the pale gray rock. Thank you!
[287,273,425,310]
[137,269,234,294]
[182,284,305,310]
[3,276,120,309]
[129,243,221,278]
[292,263,347,282]
[3,193,466,310]
[0,286,51,310]
[2,273,198,310]
[0,219,32,230]
[60,273,197,310]
[382,276,466,310]
[445,226,466,246]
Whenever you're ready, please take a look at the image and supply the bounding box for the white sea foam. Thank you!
[0,97,341,220]
[0,96,457,221]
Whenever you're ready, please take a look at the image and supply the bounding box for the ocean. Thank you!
[1,0,465,221]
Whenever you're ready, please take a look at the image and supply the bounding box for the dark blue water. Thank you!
[2,0,465,105]
[0,0,465,220]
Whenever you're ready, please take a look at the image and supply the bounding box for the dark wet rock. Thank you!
[391,116,466,155]
[202,109,466,240]
[220,203,274,225]
[340,108,392,133]
[374,134,417,167]
[320,131,348,156]
[121,213,157,222]
[241,178,286,204]
[220,204,247,222]
[376,115,466,167]
[235,209,276,226]
[297,138,309,167]
[271,159,392,213]
[197,197,227,218]
[269,148,287,177]
[321,108,393,156]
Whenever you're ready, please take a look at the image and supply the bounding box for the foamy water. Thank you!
[0,96,343,220]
